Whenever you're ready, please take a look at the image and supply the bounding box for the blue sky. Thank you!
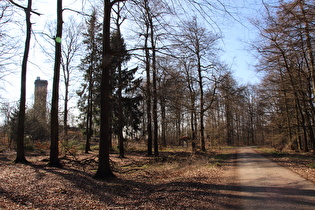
[216,0,266,84]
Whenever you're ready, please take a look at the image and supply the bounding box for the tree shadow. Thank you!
[3,161,313,209]
[2,148,315,209]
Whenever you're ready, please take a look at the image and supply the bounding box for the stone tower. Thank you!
[34,77,48,121]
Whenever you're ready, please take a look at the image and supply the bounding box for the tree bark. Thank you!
[114,2,125,159]
[149,11,159,157]
[49,0,63,167]
[84,11,97,154]
[117,63,125,158]
[144,1,152,156]
[160,94,166,147]
[85,67,93,153]
[94,0,115,179]
[197,53,206,151]
[62,63,69,142]
[15,0,33,164]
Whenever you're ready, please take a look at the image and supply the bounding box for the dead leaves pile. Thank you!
[0,149,236,209]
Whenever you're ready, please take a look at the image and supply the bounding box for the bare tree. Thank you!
[0,1,16,84]
[179,56,198,150]
[61,16,82,142]
[130,0,153,156]
[254,0,315,152]
[0,102,14,147]
[176,17,220,151]
[142,0,153,156]
[8,0,40,163]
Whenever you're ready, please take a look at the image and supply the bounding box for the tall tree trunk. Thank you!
[160,94,166,147]
[189,92,196,152]
[149,14,159,157]
[197,54,206,151]
[114,2,125,158]
[95,0,115,179]
[183,60,196,151]
[144,6,152,156]
[225,98,233,146]
[83,9,97,154]
[49,0,63,167]
[62,64,69,142]
[295,105,302,151]
[15,0,33,163]
[117,63,125,158]
[279,68,293,147]
[85,65,93,153]
[85,14,97,154]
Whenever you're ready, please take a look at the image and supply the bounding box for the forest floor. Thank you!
[0,145,314,209]
[0,146,239,209]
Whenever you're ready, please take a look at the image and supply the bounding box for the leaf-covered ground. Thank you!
[0,148,238,209]
[2,146,314,209]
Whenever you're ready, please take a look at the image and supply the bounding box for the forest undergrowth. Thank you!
[1,144,315,209]
[0,145,238,209]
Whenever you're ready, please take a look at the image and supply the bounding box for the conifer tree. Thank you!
[77,8,102,153]
[111,30,142,158]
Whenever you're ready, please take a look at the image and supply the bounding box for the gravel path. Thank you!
[234,147,315,210]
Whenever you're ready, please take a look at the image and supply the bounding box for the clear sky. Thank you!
[0,0,270,122]
[216,0,266,84]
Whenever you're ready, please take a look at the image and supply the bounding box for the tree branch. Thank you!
[7,0,41,16]
[63,8,90,17]
[111,0,127,7]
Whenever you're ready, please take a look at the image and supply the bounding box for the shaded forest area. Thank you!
[1,0,315,181]
[1,145,314,209]
[0,146,238,209]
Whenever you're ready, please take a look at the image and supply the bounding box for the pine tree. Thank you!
[110,30,143,158]
[77,8,102,153]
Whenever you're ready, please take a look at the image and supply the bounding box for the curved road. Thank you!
[233,147,315,209]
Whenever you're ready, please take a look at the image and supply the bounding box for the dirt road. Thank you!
[230,147,315,209]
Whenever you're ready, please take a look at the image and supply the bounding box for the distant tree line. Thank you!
[255,0,315,152]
